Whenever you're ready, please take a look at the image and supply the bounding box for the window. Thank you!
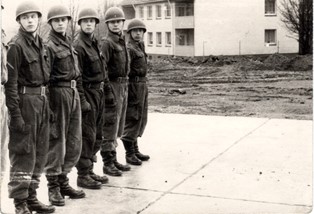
[265,29,276,46]
[265,0,276,15]
[148,32,153,45]
[165,4,171,18]
[147,6,152,19]
[156,5,162,19]
[139,6,144,18]
[156,32,162,46]
[165,32,171,46]
[176,3,194,16]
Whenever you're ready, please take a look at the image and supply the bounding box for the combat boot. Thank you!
[46,175,65,206]
[90,170,109,184]
[14,199,31,214]
[59,173,86,199]
[122,140,142,165]
[27,189,55,213]
[134,140,150,161]
[101,151,122,176]
[77,174,102,189]
[112,150,131,171]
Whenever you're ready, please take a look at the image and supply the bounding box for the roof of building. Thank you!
[120,0,169,6]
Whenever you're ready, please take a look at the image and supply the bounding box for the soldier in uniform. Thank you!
[121,19,150,166]
[45,5,85,206]
[74,8,109,189]
[5,1,55,213]
[100,7,131,176]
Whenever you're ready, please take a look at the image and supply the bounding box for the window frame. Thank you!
[147,5,153,20]
[265,29,277,46]
[165,4,171,18]
[156,5,162,19]
[139,6,144,19]
[156,32,162,47]
[165,32,171,46]
[265,0,277,16]
[147,32,153,46]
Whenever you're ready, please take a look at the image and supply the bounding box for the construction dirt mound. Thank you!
[150,54,313,72]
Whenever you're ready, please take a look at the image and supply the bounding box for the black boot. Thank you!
[134,140,150,161]
[122,140,142,165]
[27,191,55,213]
[77,174,102,189]
[112,150,131,171]
[46,175,65,206]
[14,199,31,214]
[90,170,109,184]
[101,151,122,176]
[59,173,86,199]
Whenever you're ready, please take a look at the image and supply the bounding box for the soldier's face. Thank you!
[131,29,144,41]
[107,20,124,33]
[19,12,39,32]
[51,17,69,34]
[80,18,96,34]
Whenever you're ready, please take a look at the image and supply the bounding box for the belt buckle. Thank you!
[21,86,26,94]
[100,82,104,90]
[41,86,46,96]
[71,80,76,89]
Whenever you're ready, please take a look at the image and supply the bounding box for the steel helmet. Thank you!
[78,8,99,24]
[104,7,125,23]
[127,19,146,33]
[47,5,71,23]
[16,1,42,21]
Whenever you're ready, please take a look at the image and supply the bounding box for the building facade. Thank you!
[120,0,298,57]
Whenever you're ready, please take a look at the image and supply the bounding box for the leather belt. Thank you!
[50,80,77,88]
[18,85,47,96]
[83,82,104,90]
[128,76,147,82]
[109,77,128,83]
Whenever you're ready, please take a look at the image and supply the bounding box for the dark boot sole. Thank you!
[49,200,65,206]
[61,194,86,199]
[126,160,142,166]
[77,184,102,190]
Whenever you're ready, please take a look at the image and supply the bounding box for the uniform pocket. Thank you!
[8,125,31,154]
[126,102,139,121]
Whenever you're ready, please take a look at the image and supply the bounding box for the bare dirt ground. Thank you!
[147,54,313,120]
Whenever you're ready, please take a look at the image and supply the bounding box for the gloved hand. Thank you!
[81,101,91,113]
[10,116,28,132]
[105,91,115,105]
[49,108,56,123]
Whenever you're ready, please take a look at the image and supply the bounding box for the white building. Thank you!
[120,0,299,57]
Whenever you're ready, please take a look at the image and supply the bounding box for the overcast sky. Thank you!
[1,0,121,41]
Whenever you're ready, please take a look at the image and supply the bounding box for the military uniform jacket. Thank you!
[101,31,129,80]
[5,28,50,119]
[74,31,107,83]
[47,30,80,83]
[127,38,147,78]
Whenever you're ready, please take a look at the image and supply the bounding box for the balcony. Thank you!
[174,16,194,29]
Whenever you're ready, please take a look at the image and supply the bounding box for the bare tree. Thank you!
[67,0,80,42]
[279,0,313,55]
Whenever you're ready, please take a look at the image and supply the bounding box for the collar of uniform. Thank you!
[108,31,124,43]
[129,37,144,50]
[79,31,93,47]
[49,30,70,48]
[18,28,38,46]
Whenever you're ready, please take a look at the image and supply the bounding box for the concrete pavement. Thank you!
[1,113,312,214]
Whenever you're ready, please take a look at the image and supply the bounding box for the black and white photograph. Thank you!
[0,0,312,213]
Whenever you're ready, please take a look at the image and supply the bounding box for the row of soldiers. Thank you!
[1,1,150,213]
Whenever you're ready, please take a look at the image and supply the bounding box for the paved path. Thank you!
[1,113,312,214]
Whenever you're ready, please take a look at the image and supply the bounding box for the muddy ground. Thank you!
[147,54,313,120]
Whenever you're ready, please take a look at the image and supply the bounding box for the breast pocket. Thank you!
[88,54,102,74]
[24,54,41,80]
[55,50,72,71]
